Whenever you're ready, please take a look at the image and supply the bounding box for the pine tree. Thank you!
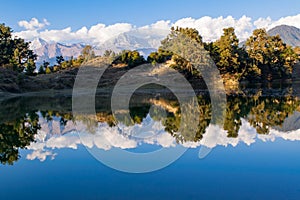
[213,27,240,74]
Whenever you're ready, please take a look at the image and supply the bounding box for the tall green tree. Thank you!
[0,23,14,67]
[213,27,240,74]
[0,23,37,74]
[160,27,204,75]
[246,28,298,79]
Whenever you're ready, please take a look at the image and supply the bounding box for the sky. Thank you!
[1,0,300,30]
[1,0,300,44]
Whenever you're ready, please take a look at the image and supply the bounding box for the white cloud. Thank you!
[140,20,171,31]
[173,15,254,42]
[253,17,273,29]
[14,14,300,47]
[18,18,50,30]
[268,14,300,29]
[253,14,300,30]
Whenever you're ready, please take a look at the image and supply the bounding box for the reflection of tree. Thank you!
[224,95,250,137]
[130,105,151,124]
[163,96,211,143]
[222,92,299,136]
[141,92,300,141]
[40,110,73,125]
[0,111,40,165]
[248,95,299,134]
[1,92,298,165]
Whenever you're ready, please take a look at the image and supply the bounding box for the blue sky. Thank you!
[1,0,300,31]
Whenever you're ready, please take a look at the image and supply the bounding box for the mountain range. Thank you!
[30,38,86,65]
[30,25,300,66]
[30,29,168,66]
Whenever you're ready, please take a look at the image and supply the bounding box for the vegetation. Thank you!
[149,26,299,83]
[0,23,299,91]
[0,23,37,75]
[112,50,146,68]
[0,111,40,165]
[147,49,172,64]
[1,22,300,165]
[245,28,297,80]
[0,87,299,165]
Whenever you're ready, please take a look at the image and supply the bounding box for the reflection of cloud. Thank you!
[26,115,300,162]
[258,129,300,142]
[26,150,56,162]
[79,127,137,150]
[26,114,176,161]
[26,130,57,161]
[46,135,81,149]
[181,120,257,149]
[181,118,300,149]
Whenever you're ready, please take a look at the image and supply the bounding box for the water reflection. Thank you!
[1,87,300,165]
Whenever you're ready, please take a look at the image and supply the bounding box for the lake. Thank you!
[1,86,300,199]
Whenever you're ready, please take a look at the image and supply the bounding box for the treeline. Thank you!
[148,27,300,82]
[1,22,299,81]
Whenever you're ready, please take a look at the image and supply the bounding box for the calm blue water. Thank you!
[1,93,300,199]
[1,139,300,200]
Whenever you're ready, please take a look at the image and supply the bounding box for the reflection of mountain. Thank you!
[274,111,300,132]
[2,89,300,164]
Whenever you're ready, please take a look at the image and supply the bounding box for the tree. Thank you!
[0,23,14,67]
[282,45,298,74]
[160,27,204,75]
[0,23,37,74]
[103,50,116,58]
[39,61,50,74]
[245,28,298,79]
[103,50,117,62]
[168,26,203,45]
[294,46,300,59]
[45,67,51,74]
[38,61,50,74]
[204,42,220,65]
[61,56,74,69]
[213,27,240,74]
[38,65,45,74]
[56,55,64,65]
[147,49,173,64]
[81,45,95,61]
[55,55,64,71]
[113,50,146,68]
[24,54,36,75]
